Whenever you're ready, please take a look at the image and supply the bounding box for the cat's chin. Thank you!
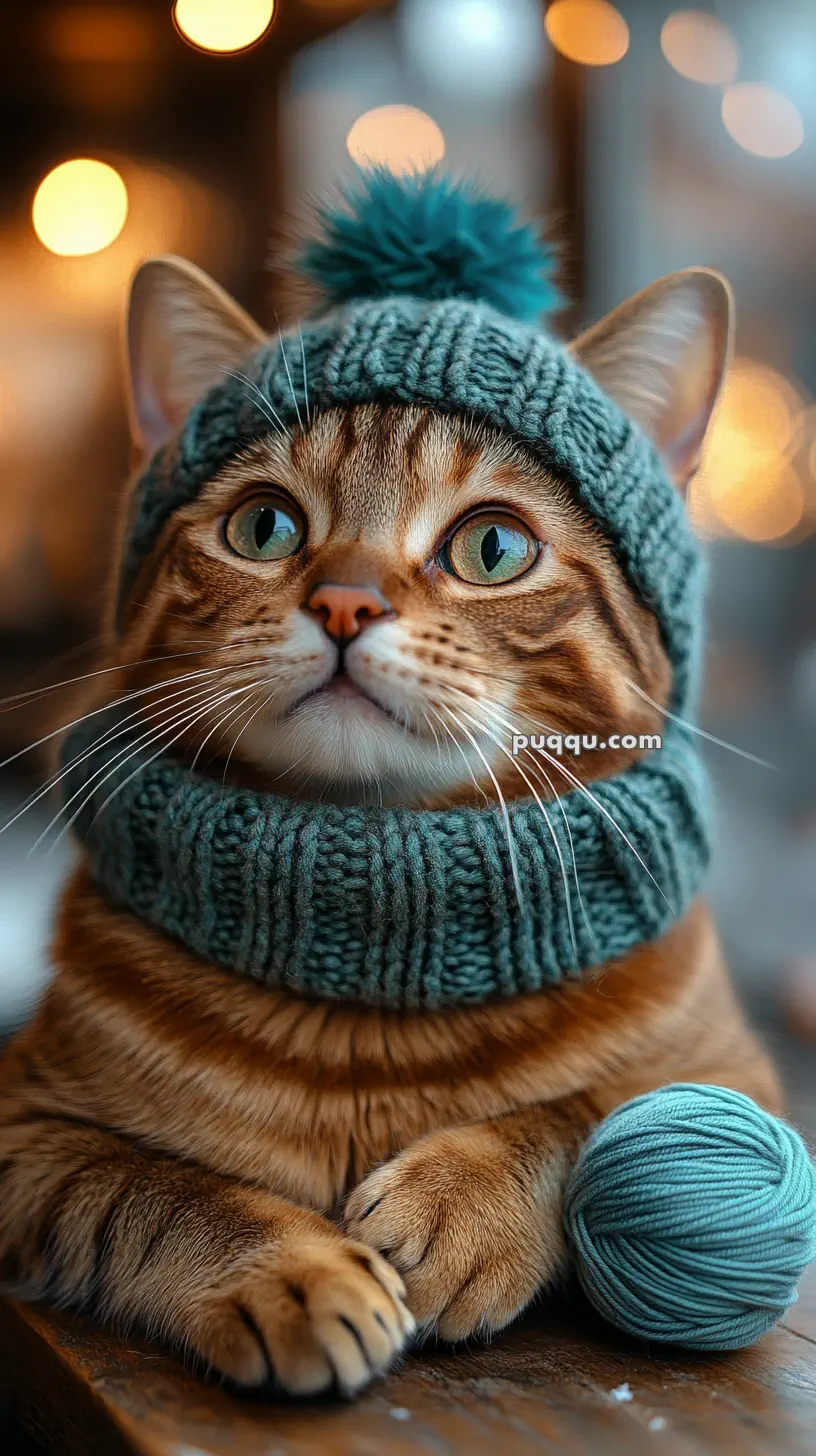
[229,689,493,809]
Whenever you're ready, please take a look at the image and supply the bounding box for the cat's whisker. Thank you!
[436,704,523,908]
[24,675,259,854]
[128,599,246,630]
[425,706,489,806]
[219,687,277,785]
[263,742,314,789]
[447,699,579,965]
[278,326,304,433]
[28,688,221,855]
[226,369,291,440]
[227,367,282,428]
[532,748,675,913]
[44,653,280,835]
[92,683,263,824]
[187,684,268,778]
[7,671,254,843]
[420,708,443,757]
[0,637,266,713]
[465,694,675,915]
[50,682,261,853]
[188,679,268,774]
[6,653,278,831]
[0,655,273,776]
[445,686,595,952]
[625,679,779,771]
[420,707,454,770]
[186,688,251,775]
[520,748,597,958]
[297,324,311,428]
[0,630,109,711]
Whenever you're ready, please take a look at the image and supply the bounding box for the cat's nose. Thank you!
[306,582,392,643]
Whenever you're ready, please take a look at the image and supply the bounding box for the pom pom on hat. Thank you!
[564,1083,816,1351]
[297,167,562,322]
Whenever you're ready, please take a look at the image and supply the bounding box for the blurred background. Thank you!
[0,1,813,1124]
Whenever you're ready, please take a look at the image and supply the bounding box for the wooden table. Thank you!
[2,1263,815,1456]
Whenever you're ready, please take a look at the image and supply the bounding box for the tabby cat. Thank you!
[0,236,780,1397]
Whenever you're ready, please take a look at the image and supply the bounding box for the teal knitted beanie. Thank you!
[120,168,704,716]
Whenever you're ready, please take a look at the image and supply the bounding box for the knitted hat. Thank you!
[122,169,704,712]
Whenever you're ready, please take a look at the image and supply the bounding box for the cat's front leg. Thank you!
[0,1087,413,1394]
[345,1100,593,1342]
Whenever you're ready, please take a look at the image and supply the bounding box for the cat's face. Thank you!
[108,259,731,809]
[117,404,669,806]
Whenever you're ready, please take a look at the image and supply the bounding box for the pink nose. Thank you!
[306,582,391,643]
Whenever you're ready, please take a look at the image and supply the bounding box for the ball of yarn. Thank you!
[564,1083,816,1351]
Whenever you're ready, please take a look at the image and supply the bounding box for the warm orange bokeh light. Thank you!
[545,0,629,67]
[173,0,275,55]
[691,360,808,543]
[724,360,802,455]
[710,462,804,543]
[32,159,129,257]
[722,83,804,159]
[660,11,739,87]
[346,105,445,175]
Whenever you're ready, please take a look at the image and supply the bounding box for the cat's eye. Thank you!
[443,512,539,586]
[225,492,306,562]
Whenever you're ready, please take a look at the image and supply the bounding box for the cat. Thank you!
[0,252,781,1397]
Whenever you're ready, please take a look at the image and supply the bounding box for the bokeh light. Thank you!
[545,0,629,67]
[173,0,275,55]
[346,105,445,174]
[7,161,240,324]
[32,159,128,257]
[724,360,802,456]
[722,83,804,159]
[660,11,739,87]
[690,360,808,543]
[710,462,804,543]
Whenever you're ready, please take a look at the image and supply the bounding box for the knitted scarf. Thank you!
[60,715,710,1011]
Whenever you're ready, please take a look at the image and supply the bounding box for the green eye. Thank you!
[445,512,538,585]
[225,493,306,562]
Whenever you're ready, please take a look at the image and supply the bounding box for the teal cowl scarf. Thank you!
[61,717,710,1011]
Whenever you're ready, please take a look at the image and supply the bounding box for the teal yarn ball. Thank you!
[564,1084,816,1351]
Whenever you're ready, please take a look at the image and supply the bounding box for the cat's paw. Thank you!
[191,1237,414,1395]
[345,1125,562,1342]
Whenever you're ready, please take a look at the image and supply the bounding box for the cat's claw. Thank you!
[346,1126,562,1343]
[189,1237,414,1396]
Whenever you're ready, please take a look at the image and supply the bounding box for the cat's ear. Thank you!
[126,256,266,454]
[571,269,733,491]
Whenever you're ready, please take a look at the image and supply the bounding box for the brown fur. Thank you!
[0,386,779,1391]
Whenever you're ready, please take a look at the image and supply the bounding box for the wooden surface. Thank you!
[2,1264,815,1456]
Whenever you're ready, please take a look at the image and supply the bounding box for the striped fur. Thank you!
[0,403,778,1392]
